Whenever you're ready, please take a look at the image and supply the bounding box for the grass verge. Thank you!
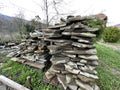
[95,44,120,90]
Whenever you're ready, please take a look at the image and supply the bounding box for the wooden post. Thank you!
[27,76,33,90]
[0,75,29,90]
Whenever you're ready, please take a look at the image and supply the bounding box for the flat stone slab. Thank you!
[62,32,96,38]
[11,58,45,70]
[48,23,66,29]
[63,49,97,55]
[72,42,95,48]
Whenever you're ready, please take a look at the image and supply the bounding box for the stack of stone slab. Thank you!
[44,15,99,90]
[10,30,51,70]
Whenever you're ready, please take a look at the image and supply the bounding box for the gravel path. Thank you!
[97,42,120,52]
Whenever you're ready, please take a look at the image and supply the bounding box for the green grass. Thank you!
[1,44,120,90]
[0,60,61,90]
[95,44,120,90]
[117,39,120,44]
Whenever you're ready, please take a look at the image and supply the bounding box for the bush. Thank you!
[102,27,120,42]
[87,18,105,38]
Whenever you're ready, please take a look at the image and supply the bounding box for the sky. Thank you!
[0,0,120,26]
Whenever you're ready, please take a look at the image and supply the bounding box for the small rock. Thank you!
[68,85,78,90]
[78,55,99,60]
[79,71,98,79]
[57,75,67,90]
[67,61,78,69]
[45,71,55,80]
[77,74,95,83]
[66,74,72,84]
[75,79,93,90]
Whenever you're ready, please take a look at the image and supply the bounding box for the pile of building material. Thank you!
[44,15,99,90]
[8,15,100,90]
[9,30,51,70]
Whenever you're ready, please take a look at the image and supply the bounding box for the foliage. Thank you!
[95,44,120,90]
[0,60,61,90]
[87,18,105,38]
[102,27,120,42]
[24,24,35,34]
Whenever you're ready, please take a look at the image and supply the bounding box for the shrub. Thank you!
[87,18,105,39]
[102,27,120,42]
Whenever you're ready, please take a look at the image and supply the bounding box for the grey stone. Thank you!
[75,79,93,90]
[79,66,97,75]
[88,61,99,66]
[77,62,85,66]
[48,23,66,29]
[72,42,94,48]
[30,32,43,37]
[87,66,96,70]
[79,71,98,79]
[64,49,97,55]
[68,85,78,90]
[67,61,78,69]
[0,63,4,67]
[66,74,72,84]
[57,75,67,90]
[21,54,36,61]
[62,53,76,58]
[0,84,6,90]
[51,56,69,64]
[78,55,99,60]
[80,59,87,64]
[49,65,61,73]
[11,57,19,61]
[6,51,17,58]
[77,74,95,83]
[45,71,55,80]
[62,32,96,38]
[94,84,100,90]
[65,64,80,74]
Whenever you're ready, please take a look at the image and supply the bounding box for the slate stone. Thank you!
[63,49,97,55]
[62,32,96,38]
[78,55,99,60]
[72,42,95,49]
[68,85,78,90]
[45,71,55,80]
[48,23,66,29]
[66,74,72,84]
[57,74,67,90]
[79,71,98,79]
[77,74,95,83]
[75,79,93,90]
[65,64,80,74]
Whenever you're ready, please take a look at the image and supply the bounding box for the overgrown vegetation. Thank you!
[87,18,105,39]
[102,27,120,42]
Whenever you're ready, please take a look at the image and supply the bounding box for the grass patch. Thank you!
[0,60,61,90]
[117,39,120,44]
[96,44,120,90]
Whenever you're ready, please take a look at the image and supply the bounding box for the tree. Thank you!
[24,24,35,34]
[14,10,25,38]
[33,0,65,27]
